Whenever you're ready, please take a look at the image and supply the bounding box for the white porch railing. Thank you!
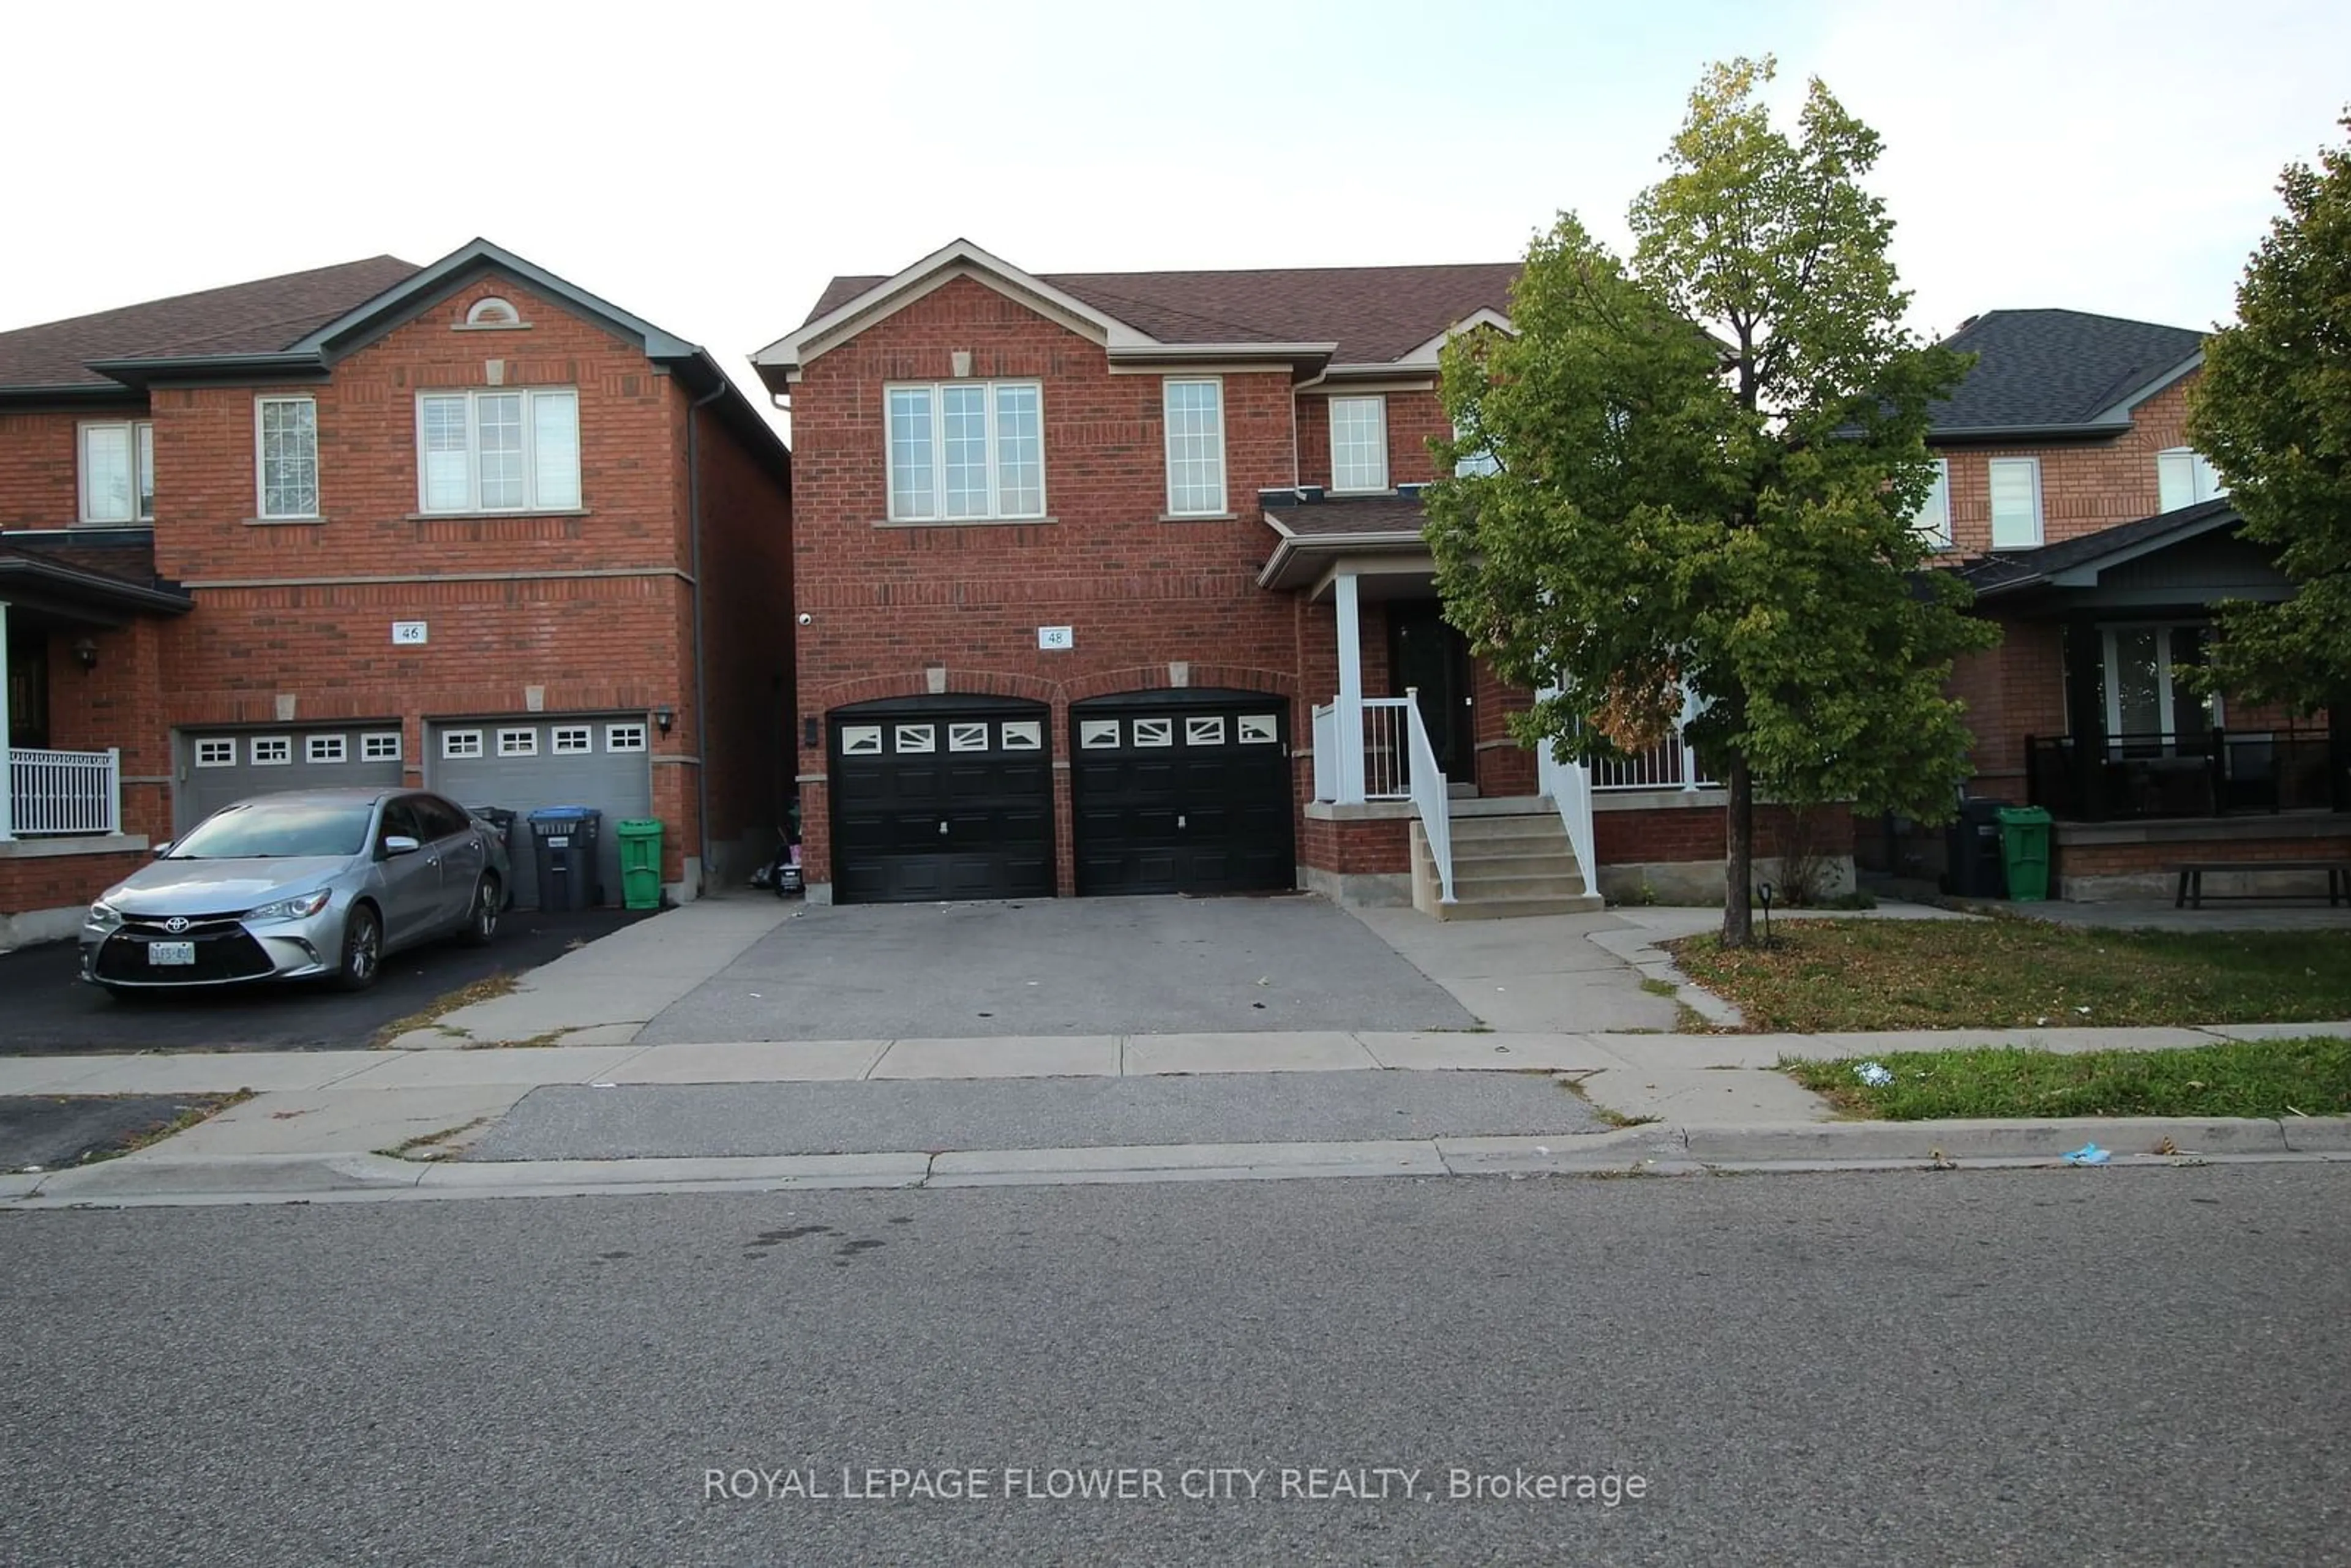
[1537,740,1597,890]
[1362,697,1410,800]
[1311,702,1339,802]
[1401,692,1455,905]
[1589,727,1713,792]
[7,746,121,836]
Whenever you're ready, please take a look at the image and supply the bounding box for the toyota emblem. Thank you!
[163,917,190,934]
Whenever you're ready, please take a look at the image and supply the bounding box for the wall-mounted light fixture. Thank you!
[73,637,99,672]
[654,705,675,735]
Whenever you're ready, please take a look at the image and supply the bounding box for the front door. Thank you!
[6,626,47,748]
[1388,603,1475,776]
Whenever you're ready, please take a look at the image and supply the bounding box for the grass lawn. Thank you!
[1667,917,2351,1032]
[1786,1037,2351,1120]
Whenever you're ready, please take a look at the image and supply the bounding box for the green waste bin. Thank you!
[1996,806,2053,902]
[616,818,666,911]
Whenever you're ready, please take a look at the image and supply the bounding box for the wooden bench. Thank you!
[2170,860,2351,909]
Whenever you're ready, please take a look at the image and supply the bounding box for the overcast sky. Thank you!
[4,0,2344,437]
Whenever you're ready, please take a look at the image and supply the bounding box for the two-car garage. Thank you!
[173,713,655,908]
[825,689,1294,904]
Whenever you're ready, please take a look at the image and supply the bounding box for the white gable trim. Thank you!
[754,239,1157,380]
[1397,307,1517,369]
[2092,348,2207,425]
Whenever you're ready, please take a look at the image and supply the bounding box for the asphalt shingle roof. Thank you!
[1928,309,2207,435]
[0,257,421,389]
[806,262,1519,366]
[1264,494,1430,538]
[1958,498,2238,598]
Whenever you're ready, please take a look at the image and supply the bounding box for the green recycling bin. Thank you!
[1996,806,2053,902]
[616,818,666,911]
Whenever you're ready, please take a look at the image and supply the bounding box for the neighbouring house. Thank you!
[0,239,792,951]
[754,239,1845,915]
[1877,307,2347,900]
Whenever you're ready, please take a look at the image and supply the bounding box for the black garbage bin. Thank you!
[527,806,604,910]
[468,807,520,909]
[1944,798,2011,898]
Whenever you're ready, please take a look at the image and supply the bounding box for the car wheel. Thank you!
[460,875,501,947]
[334,903,383,992]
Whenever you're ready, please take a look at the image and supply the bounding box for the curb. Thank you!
[9,1114,2345,1208]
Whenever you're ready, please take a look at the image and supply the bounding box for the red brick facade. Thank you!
[1,256,791,926]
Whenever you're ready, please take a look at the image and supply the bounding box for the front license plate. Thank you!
[148,941,197,966]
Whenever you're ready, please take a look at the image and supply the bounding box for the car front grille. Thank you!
[95,916,276,983]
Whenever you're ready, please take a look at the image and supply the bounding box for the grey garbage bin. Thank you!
[527,807,603,910]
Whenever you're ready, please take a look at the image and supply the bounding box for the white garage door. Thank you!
[426,715,656,909]
[175,726,408,835]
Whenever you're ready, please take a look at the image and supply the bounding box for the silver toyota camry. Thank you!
[81,787,511,993]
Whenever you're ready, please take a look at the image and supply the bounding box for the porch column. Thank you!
[0,599,13,841]
[1333,566,1366,804]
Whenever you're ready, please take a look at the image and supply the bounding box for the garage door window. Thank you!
[1002,720,1042,751]
[251,736,292,765]
[948,722,989,752]
[893,724,935,754]
[1133,718,1173,748]
[306,735,348,763]
[1185,716,1226,746]
[839,725,882,756]
[498,728,539,757]
[1238,715,1278,744]
[552,726,591,754]
[362,732,402,761]
[443,730,484,759]
[1080,719,1120,749]
[606,723,647,753]
[195,738,236,767]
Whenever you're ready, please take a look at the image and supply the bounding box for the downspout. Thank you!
[686,373,728,896]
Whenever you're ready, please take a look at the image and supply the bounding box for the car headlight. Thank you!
[244,888,335,923]
[88,899,123,931]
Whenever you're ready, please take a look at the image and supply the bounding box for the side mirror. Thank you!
[152,841,172,858]
[382,834,422,857]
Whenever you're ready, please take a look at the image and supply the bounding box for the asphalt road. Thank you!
[0,1092,230,1171]
[636,895,1478,1043]
[469,1071,1610,1160]
[0,909,647,1054]
[5,1165,2347,1566]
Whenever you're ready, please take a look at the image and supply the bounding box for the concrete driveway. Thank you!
[637,895,1478,1043]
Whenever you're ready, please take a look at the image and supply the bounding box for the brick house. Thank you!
[1878,307,2347,899]
[756,240,1838,915]
[0,239,792,950]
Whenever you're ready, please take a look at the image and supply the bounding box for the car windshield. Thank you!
[169,801,375,860]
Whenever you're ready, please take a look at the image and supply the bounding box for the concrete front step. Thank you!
[1449,871,1593,901]
[1411,805,1605,919]
[1433,890,1605,920]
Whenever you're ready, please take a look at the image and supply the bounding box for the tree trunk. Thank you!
[1722,752,1755,947]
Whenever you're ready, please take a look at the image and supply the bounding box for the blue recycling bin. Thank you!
[527,806,603,910]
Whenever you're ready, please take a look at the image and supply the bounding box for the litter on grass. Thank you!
[2063,1142,2111,1166]
[1854,1062,1895,1087]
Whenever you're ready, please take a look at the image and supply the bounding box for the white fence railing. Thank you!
[1537,741,1596,890]
[7,746,122,836]
[1311,703,1340,803]
[1401,693,1455,904]
[1589,727,1713,792]
[1362,697,1410,800]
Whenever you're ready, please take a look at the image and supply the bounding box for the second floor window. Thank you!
[1988,456,2042,549]
[886,381,1044,522]
[1163,379,1226,516]
[256,397,319,519]
[1329,396,1389,492]
[1910,457,1953,550]
[417,388,580,514]
[79,420,154,524]
[2157,448,2225,513]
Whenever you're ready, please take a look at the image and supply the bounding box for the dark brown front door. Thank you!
[1388,603,1474,776]
[7,627,48,748]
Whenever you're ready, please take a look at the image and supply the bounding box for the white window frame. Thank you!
[1000,719,1043,751]
[882,380,1047,523]
[2101,623,2224,741]
[497,727,539,757]
[1162,378,1228,516]
[78,419,155,524]
[465,296,521,327]
[1237,715,1278,745]
[551,726,593,754]
[193,737,236,767]
[1911,457,1954,551]
[1452,421,1499,478]
[413,387,582,515]
[441,729,484,759]
[605,722,648,754]
[2157,448,2225,513]
[1079,719,1121,750]
[1185,716,1226,747]
[255,396,320,520]
[1987,457,2043,549]
[1328,396,1389,493]
[947,721,989,752]
[893,722,936,754]
[1133,717,1174,748]
[250,735,293,766]
[838,725,883,756]
[361,732,402,761]
[305,734,348,764]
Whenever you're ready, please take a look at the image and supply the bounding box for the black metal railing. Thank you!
[2025,728,2342,822]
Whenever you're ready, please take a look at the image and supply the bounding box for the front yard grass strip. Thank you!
[1668,918,2351,1032]
[80,1089,257,1164]
[1784,1037,2351,1120]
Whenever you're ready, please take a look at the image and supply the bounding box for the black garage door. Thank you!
[1071,689,1295,896]
[830,697,1054,903]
